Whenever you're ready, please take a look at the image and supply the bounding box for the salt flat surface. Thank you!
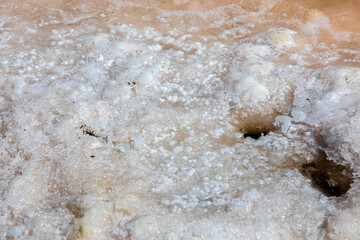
[1,0,360,239]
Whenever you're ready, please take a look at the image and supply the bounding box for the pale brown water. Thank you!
[3,0,360,66]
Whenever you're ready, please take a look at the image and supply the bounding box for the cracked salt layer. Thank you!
[1,0,360,239]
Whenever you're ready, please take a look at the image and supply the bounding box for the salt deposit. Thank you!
[1,0,360,239]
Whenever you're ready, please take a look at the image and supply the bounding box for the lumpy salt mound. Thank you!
[1,0,360,239]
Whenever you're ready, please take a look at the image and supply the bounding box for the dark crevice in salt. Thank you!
[80,124,100,138]
[300,150,353,197]
[79,124,109,143]
[243,131,269,140]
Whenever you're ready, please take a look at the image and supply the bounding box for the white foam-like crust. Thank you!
[1,1,360,239]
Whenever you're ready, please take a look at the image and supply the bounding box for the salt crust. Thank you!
[0,1,360,239]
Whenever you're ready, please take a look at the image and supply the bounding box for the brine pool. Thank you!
[1,0,360,239]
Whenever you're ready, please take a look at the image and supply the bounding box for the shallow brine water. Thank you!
[1,0,360,239]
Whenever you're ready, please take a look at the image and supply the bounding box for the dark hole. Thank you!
[90,155,95,158]
[300,151,353,197]
[243,131,268,140]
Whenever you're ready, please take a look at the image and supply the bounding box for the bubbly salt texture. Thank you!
[1,0,360,239]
